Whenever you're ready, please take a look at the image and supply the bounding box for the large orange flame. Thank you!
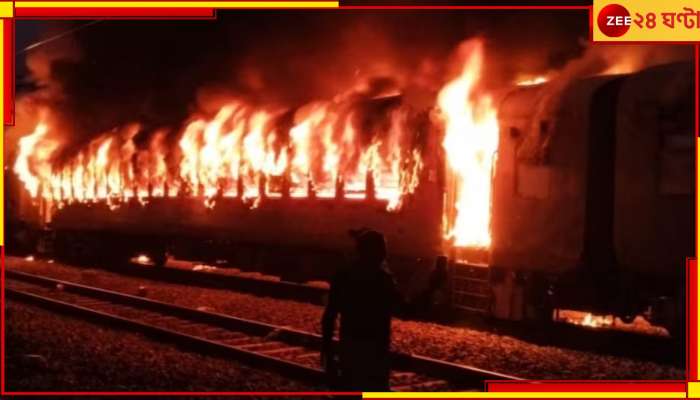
[13,97,423,212]
[437,40,499,248]
[14,39,500,252]
[13,122,59,198]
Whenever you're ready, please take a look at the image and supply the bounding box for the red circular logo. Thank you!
[597,4,631,37]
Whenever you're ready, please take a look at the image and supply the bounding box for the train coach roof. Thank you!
[497,74,622,121]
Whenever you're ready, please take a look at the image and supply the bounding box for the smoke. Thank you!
[549,42,691,87]
[25,24,82,88]
[10,13,567,144]
[531,42,692,127]
[12,10,692,164]
[514,42,692,164]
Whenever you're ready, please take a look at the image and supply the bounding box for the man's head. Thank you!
[349,228,387,266]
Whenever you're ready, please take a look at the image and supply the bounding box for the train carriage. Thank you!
[8,61,694,336]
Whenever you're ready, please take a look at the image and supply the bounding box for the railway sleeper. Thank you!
[7,286,327,383]
[221,336,264,346]
[6,271,522,389]
[294,351,321,359]
[235,341,287,352]
[200,328,249,341]
[73,299,111,307]
[260,346,307,357]
[171,320,215,330]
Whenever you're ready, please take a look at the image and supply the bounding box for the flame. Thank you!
[598,47,651,76]
[559,310,614,329]
[580,313,614,328]
[516,75,548,86]
[601,60,640,76]
[13,122,59,198]
[133,254,152,265]
[14,97,423,212]
[13,39,504,251]
[437,40,499,248]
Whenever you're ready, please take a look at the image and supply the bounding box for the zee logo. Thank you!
[607,15,631,26]
[597,4,632,37]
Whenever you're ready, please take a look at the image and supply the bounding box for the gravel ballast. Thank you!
[7,256,685,380]
[6,301,326,392]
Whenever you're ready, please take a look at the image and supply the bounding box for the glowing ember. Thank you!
[24,255,35,262]
[558,310,614,329]
[134,254,152,265]
[437,39,499,248]
[193,264,217,272]
[580,313,613,328]
[556,309,670,336]
[516,75,548,86]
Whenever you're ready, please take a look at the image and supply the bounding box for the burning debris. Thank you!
[192,264,218,272]
[556,310,670,336]
[132,254,153,266]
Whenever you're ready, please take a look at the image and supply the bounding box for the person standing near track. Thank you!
[321,228,401,391]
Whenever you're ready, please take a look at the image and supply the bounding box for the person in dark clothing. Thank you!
[321,228,400,391]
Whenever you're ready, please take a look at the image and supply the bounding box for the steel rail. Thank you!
[6,269,521,391]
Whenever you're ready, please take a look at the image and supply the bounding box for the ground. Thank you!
[5,255,686,391]
[6,301,326,393]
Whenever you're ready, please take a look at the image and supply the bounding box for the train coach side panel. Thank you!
[491,77,621,272]
[614,62,694,281]
[49,173,444,263]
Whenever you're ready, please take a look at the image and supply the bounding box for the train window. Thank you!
[516,163,550,199]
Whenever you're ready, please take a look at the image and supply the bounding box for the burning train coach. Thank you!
[8,39,693,336]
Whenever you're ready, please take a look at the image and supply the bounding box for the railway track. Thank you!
[6,269,520,391]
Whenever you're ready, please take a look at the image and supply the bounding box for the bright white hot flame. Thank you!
[14,123,55,198]
[516,75,548,86]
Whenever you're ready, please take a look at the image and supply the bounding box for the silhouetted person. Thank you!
[321,228,400,391]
